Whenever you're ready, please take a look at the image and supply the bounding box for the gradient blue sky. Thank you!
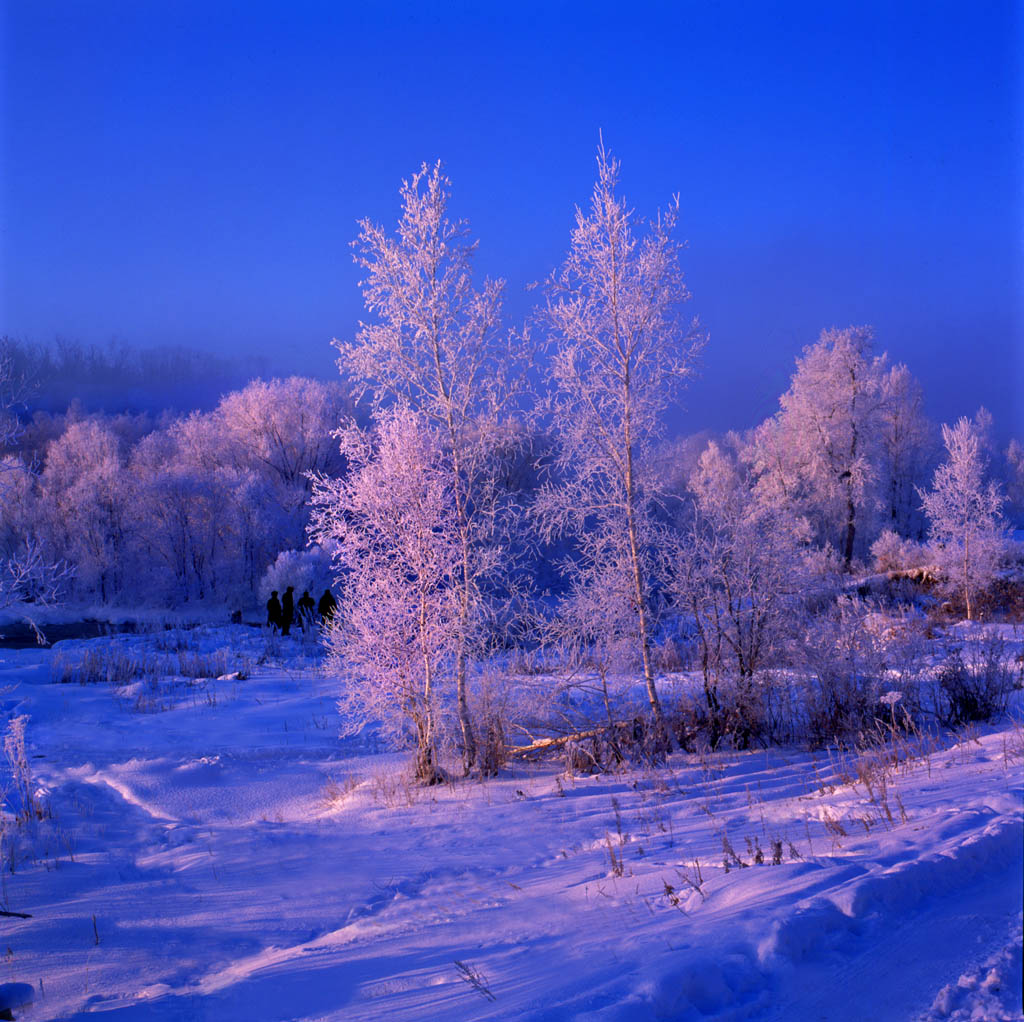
[2,1,1021,438]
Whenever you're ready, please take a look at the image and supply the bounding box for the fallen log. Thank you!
[507,724,624,758]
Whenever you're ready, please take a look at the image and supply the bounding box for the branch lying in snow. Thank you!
[0,910,32,919]
[887,565,940,584]
[845,565,941,598]
[507,724,628,758]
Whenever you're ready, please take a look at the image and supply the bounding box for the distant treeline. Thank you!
[4,337,278,417]
[0,333,1021,616]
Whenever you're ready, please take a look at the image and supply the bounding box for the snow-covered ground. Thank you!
[0,626,1021,1020]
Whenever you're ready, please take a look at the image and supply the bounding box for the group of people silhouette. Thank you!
[266,585,337,635]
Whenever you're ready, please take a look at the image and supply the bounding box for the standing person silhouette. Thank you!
[281,586,295,636]
[297,590,315,630]
[266,590,283,632]
[317,588,337,624]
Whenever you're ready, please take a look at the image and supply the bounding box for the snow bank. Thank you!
[0,628,1020,1020]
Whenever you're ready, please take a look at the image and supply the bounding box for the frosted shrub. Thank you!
[864,607,931,720]
[680,671,791,751]
[933,636,1015,728]
[259,546,334,606]
[870,529,926,574]
[0,714,40,874]
[672,439,809,746]
[546,559,647,755]
[475,711,508,777]
[719,673,789,750]
[797,599,887,745]
[470,669,513,776]
[654,635,690,674]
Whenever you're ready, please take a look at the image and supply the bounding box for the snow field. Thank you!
[0,626,1020,1020]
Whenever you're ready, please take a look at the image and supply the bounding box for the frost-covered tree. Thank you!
[0,455,35,558]
[175,382,348,596]
[685,441,808,678]
[0,345,71,617]
[336,162,521,771]
[309,409,465,782]
[750,326,887,569]
[215,377,348,498]
[672,441,808,744]
[40,419,133,601]
[131,422,230,603]
[162,408,286,599]
[1,371,349,608]
[258,545,335,606]
[1005,438,1024,526]
[537,144,702,748]
[878,363,935,538]
[920,416,1006,620]
[100,378,347,605]
[0,345,22,455]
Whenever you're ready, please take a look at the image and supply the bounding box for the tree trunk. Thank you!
[418,596,441,783]
[843,491,856,570]
[843,385,859,570]
[432,333,477,775]
[963,531,973,621]
[509,725,623,758]
[624,442,673,752]
[454,507,476,774]
[456,642,476,772]
[615,219,672,753]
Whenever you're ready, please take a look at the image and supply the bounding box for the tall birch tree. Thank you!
[309,409,463,782]
[335,163,519,772]
[537,144,702,748]
[920,417,1006,620]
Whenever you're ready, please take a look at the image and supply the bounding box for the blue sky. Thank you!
[2,1,1021,438]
